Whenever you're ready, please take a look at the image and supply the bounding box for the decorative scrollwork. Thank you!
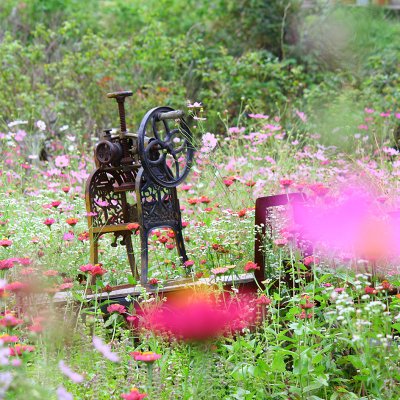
[140,174,180,229]
[88,168,137,227]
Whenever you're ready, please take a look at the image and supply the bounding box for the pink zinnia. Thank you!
[130,351,161,362]
[0,239,12,247]
[244,261,260,272]
[107,304,127,314]
[121,388,147,400]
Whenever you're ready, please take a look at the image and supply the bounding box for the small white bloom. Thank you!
[36,120,46,131]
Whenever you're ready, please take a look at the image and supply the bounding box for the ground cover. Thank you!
[1,104,400,399]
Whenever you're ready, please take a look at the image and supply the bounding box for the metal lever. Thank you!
[157,110,184,121]
[107,91,133,133]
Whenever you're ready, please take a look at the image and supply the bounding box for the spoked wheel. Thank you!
[137,106,194,188]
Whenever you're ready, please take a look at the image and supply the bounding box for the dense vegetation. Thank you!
[1,1,400,399]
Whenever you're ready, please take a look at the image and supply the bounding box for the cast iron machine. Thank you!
[85,91,194,285]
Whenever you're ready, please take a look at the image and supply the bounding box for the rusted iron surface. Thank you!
[85,91,194,286]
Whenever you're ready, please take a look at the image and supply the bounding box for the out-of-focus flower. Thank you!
[92,336,120,362]
[295,110,307,122]
[279,179,293,188]
[121,388,147,400]
[36,120,46,131]
[201,132,218,153]
[255,295,272,305]
[66,218,79,226]
[244,261,259,272]
[107,304,127,314]
[44,218,56,227]
[0,239,12,248]
[56,386,73,400]
[14,130,27,142]
[248,113,269,119]
[9,344,35,356]
[55,155,70,168]
[141,289,257,341]
[130,351,161,362]
[127,223,140,231]
[58,360,84,383]
[211,267,229,275]
[0,259,14,270]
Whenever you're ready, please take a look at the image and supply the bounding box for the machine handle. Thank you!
[107,91,133,99]
[157,110,184,121]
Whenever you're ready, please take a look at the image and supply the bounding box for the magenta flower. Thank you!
[107,304,127,314]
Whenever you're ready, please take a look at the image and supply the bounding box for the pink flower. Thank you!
[183,260,194,268]
[364,108,374,114]
[92,336,120,362]
[295,110,307,122]
[211,267,229,275]
[303,256,319,267]
[44,218,55,227]
[0,314,24,327]
[107,304,127,314]
[248,113,269,119]
[130,351,161,362]
[201,132,218,152]
[255,295,271,305]
[121,388,147,400]
[58,360,84,383]
[55,155,70,168]
[279,179,293,188]
[56,386,73,400]
[0,239,12,247]
[395,113,400,119]
[0,259,14,270]
[244,261,260,272]
[14,130,27,142]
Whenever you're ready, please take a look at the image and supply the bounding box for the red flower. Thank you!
[303,256,319,267]
[127,223,140,232]
[79,263,106,277]
[279,179,294,188]
[121,388,147,400]
[62,186,70,193]
[158,236,168,244]
[365,286,377,295]
[130,351,161,362]
[78,231,90,241]
[107,304,127,314]
[255,294,271,305]
[237,209,247,218]
[199,196,211,204]
[89,264,106,277]
[51,201,61,208]
[44,218,55,227]
[223,179,234,187]
[148,278,159,286]
[66,217,79,226]
[244,261,260,272]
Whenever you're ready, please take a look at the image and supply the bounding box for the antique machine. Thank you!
[85,91,194,285]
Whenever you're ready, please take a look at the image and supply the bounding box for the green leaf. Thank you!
[272,351,286,372]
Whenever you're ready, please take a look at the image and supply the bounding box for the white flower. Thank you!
[36,120,46,131]
[7,120,27,127]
